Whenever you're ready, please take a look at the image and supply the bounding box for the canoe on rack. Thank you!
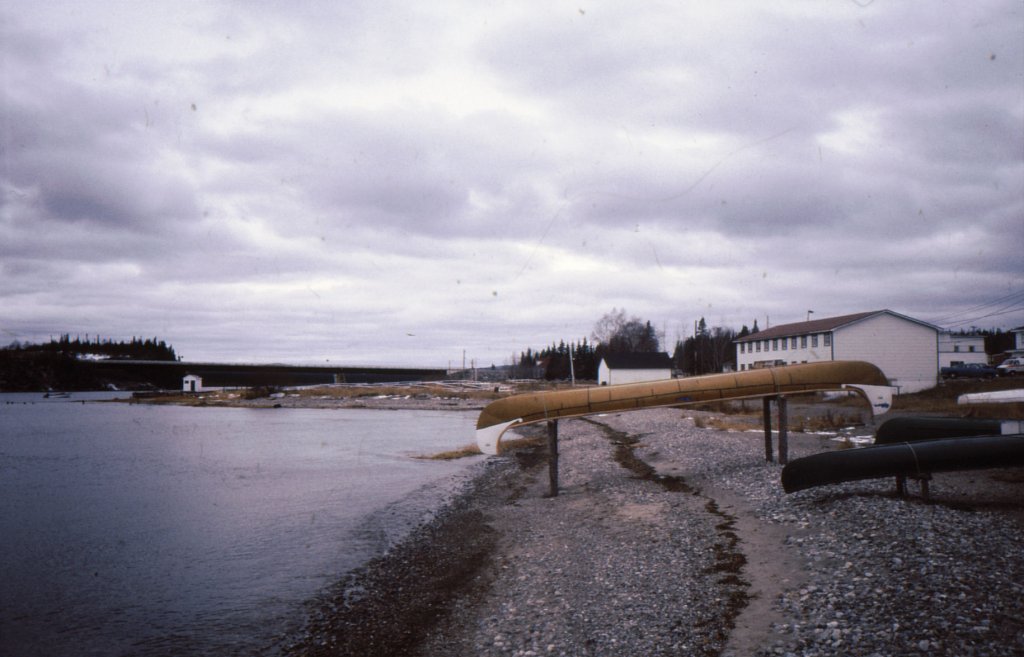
[781,433,1024,493]
[476,360,892,455]
[873,416,1020,445]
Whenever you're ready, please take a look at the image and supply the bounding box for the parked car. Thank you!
[940,362,1000,379]
[997,357,1024,376]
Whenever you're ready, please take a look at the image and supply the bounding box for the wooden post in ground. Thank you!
[547,419,559,497]
[763,396,774,462]
[778,395,789,465]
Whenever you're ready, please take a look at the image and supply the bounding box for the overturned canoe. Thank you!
[476,360,892,455]
[874,416,1005,444]
[958,389,1024,405]
[874,416,1024,445]
[781,434,1024,493]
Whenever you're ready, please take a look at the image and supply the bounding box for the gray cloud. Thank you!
[2,2,1021,365]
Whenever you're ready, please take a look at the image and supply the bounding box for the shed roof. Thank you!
[735,310,938,343]
[600,352,673,369]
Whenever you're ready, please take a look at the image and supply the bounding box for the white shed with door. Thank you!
[597,353,673,386]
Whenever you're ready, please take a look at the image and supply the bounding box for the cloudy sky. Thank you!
[2,1,1022,368]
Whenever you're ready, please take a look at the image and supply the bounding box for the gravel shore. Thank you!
[288,407,1024,657]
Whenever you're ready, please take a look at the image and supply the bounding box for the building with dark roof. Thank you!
[734,310,940,393]
[597,352,673,386]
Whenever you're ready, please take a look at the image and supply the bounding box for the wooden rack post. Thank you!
[763,396,790,464]
[778,395,789,465]
[547,420,559,497]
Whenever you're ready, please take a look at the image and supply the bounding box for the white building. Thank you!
[1010,326,1024,356]
[182,374,203,392]
[597,353,673,386]
[938,332,988,369]
[734,310,940,393]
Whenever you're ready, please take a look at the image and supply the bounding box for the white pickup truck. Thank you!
[998,357,1024,376]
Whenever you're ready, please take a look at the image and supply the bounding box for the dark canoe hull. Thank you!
[874,416,1004,444]
[781,434,1024,493]
[476,360,892,454]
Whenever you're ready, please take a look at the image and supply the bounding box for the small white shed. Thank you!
[183,374,203,393]
[598,353,673,386]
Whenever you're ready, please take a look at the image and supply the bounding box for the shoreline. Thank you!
[123,388,492,413]
[283,407,1024,656]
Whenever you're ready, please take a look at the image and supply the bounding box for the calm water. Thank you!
[0,395,483,656]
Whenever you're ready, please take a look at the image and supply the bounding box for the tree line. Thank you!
[2,335,179,362]
[515,309,1018,382]
[512,309,760,381]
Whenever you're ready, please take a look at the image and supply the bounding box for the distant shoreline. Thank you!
[123,386,494,413]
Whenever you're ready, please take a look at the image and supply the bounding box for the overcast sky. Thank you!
[2,1,1022,368]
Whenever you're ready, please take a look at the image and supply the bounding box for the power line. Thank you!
[929,289,1024,326]
[930,289,1024,324]
[944,303,1024,329]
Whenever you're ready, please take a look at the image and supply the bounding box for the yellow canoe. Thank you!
[476,360,892,454]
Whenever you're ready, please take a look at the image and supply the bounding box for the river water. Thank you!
[0,394,483,656]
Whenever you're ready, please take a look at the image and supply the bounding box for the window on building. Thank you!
[791,337,798,349]
[811,334,819,348]
[954,345,960,352]
[969,346,976,352]
[801,336,807,348]
[756,341,761,352]
[823,333,831,347]
[782,338,788,351]
[772,339,778,350]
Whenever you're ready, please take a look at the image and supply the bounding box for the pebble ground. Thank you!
[290,407,1024,657]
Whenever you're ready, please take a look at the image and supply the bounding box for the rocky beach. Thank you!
[281,403,1024,657]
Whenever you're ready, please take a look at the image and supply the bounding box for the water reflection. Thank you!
[0,400,480,656]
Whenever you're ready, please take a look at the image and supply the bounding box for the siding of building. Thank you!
[598,366,672,385]
[831,313,938,393]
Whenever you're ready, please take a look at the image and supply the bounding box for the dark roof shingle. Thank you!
[601,352,673,369]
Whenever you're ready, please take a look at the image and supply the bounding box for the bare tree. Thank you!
[591,308,629,346]
[592,309,660,353]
